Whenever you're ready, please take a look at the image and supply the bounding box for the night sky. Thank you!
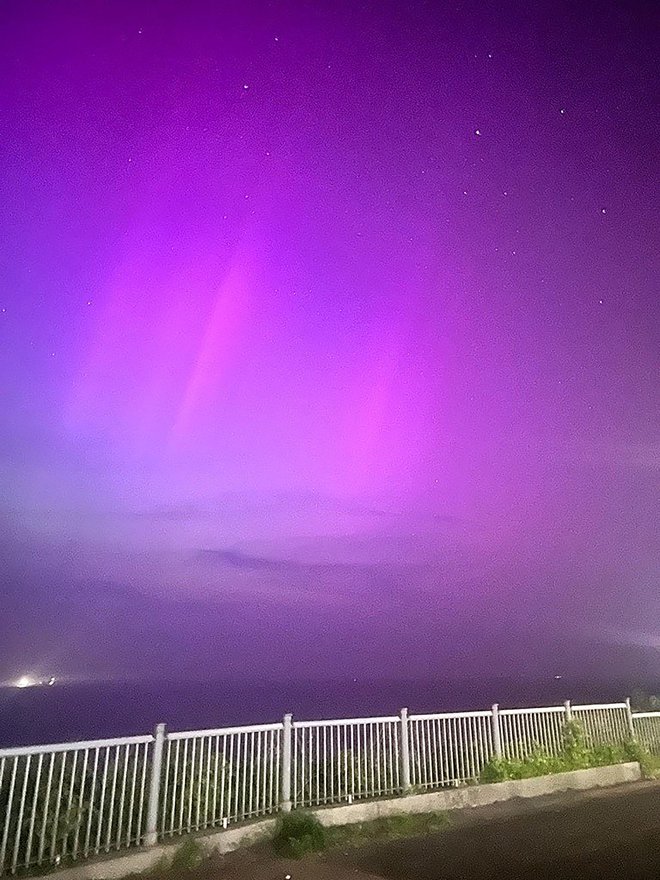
[1,0,658,686]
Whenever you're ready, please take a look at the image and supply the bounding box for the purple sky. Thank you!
[1,0,658,685]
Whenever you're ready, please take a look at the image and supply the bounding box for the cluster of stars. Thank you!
[16,21,620,378]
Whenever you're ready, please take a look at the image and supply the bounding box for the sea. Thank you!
[1,676,657,748]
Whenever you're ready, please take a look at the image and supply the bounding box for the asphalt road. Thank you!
[344,782,660,879]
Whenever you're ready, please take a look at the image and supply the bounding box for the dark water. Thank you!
[0,676,656,748]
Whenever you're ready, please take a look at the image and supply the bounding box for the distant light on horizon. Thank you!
[16,675,34,688]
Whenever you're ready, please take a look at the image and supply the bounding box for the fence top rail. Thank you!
[167,722,282,740]
[571,702,627,711]
[0,734,153,759]
[499,706,566,716]
[409,710,491,721]
[292,716,399,729]
[632,711,660,719]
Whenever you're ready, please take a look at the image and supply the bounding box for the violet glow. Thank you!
[0,0,657,684]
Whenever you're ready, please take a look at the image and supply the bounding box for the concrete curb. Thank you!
[312,761,641,826]
[49,762,641,880]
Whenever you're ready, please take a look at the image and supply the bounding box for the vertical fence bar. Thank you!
[240,733,248,820]
[399,708,411,794]
[0,757,18,873]
[63,750,78,858]
[50,752,67,861]
[491,704,502,759]
[105,747,120,852]
[25,752,44,868]
[116,745,129,849]
[188,737,196,831]
[73,748,89,857]
[11,755,30,873]
[625,698,635,739]
[0,761,16,869]
[144,724,165,847]
[126,746,138,845]
[82,749,97,857]
[280,714,292,812]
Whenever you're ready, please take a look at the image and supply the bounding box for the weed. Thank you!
[479,720,655,782]
[272,811,326,859]
[168,837,204,872]
[325,811,450,848]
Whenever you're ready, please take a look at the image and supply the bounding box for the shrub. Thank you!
[169,837,205,872]
[479,758,510,783]
[479,720,655,783]
[325,811,450,848]
[561,720,589,767]
[272,811,326,859]
[622,739,655,778]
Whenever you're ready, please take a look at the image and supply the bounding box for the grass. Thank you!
[270,809,450,858]
[272,811,327,858]
[324,811,451,849]
[642,754,660,778]
[167,837,205,872]
[480,721,657,783]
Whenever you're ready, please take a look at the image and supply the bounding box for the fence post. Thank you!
[491,703,502,759]
[399,708,411,794]
[281,713,293,812]
[564,700,572,723]
[144,723,165,847]
[625,697,636,739]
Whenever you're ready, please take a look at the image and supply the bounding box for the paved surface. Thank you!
[189,781,660,878]
[342,781,660,879]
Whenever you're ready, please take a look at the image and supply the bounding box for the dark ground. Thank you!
[345,781,660,879]
[209,780,660,879]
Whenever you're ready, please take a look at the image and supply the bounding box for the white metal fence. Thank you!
[0,697,649,875]
[572,703,632,746]
[159,724,282,838]
[498,706,566,759]
[632,711,660,755]
[0,736,152,876]
[409,711,494,788]
[292,716,400,807]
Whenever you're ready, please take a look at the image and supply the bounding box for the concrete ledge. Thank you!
[50,820,278,880]
[51,848,171,880]
[312,761,641,827]
[50,762,640,880]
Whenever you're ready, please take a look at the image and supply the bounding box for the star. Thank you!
[601,208,606,214]
[475,129,481,136]
[560,108,565,114]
